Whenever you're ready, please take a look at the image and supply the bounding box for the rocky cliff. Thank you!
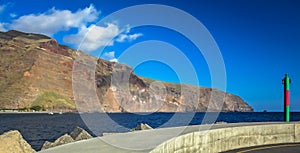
[0,30,253,112]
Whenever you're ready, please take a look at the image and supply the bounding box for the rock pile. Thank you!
[0,130,35,153]
[0,127,93,152]
[41,126,92,150]
[131,123,153,131]
[41,134,74,150]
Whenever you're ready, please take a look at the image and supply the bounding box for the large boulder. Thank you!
[41,134,74,150]
[132,123,153,131]
[0,130,35,153]
[70,126,92,141]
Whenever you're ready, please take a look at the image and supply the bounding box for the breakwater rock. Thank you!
[0,130,35,153]
[41,127,92,150]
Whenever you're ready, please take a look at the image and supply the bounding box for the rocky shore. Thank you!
[0,123,153,153]
[0,126,92,153]
[41,126,93,150]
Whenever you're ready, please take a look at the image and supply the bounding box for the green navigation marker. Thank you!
[282,74,291,122]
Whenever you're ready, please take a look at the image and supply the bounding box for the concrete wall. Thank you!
[150,123,300,153]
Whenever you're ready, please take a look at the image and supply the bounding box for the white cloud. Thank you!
[102,51,115,59]
[109,58,118,62]
[116,33,143,42]
[9,13,17,18]
[0,23,7,31]
[0,5,6,13]
[64,23,143,52]
[101,51,118,62]
[9,4,99,36]
[3,4,142,52]
[0,3,13,13]
[64,23,120,51]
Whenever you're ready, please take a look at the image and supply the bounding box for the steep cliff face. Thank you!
[0,30,75,110]
[0,30,253,112]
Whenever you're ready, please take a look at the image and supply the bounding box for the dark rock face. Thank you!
[0,130,36,153]
[70,126,93,141]
[0,30,253,112]
[39,40,70,57]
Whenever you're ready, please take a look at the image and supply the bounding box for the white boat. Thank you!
[48,112,54,115]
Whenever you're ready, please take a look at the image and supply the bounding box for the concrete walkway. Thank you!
[38,122,288,153]
[223,143,300,153]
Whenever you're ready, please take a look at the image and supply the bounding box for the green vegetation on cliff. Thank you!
[32,91,75,110]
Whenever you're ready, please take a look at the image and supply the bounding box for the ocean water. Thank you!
[0,112,300,151]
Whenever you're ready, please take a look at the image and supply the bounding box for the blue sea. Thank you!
[0,112,300,151]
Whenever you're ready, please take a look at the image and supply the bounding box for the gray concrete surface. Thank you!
[151,122,300,153]
[38,122,300,153]
[223,143,300,153]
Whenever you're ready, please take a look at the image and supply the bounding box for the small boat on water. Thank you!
[48,107,54,115]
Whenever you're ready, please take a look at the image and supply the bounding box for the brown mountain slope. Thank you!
[0,30,253,112]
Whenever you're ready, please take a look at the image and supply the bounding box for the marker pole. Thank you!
[282,74,291,122]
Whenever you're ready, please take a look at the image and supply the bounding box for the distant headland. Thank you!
[0,30,253,112]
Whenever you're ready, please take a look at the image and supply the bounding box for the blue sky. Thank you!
[0,0,300,112]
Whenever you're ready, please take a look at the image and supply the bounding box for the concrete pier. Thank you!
[38,122,300,153]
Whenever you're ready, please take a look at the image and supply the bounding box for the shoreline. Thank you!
[0,110,67,114]
[0,111,298,114]
[0,111,52,114]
